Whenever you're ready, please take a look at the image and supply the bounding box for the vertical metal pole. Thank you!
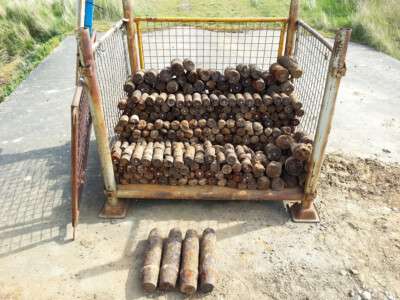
[79,28,117,204]
[284,0,299,56]
[136,20,145,69]
[122,0,139,73]
[75,0,86,85]
[278,22,287,57]
[77,0,85,29]
[84,0,95,35]
[303,28,352,207]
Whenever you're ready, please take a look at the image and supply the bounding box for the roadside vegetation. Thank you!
[0,0,399,101]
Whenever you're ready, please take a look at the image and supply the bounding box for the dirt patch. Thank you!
[1,153,399,300]
[320,153,400,207]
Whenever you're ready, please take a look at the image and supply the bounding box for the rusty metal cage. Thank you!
[71,0,350,230]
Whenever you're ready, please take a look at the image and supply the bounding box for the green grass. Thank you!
[133,0,399,59]
[1,0,399,102]
[0,0,115,101]
[301,0,400,59]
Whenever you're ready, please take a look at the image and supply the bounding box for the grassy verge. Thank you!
[301,0,400,59]
[0,0,117,102]
[0,0,73,101]
[0,36,64,99]
[0,0,399,102]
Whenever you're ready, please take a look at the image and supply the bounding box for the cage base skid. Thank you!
[287,202,320,223]
[99,199,128,218]
[115,184,304,201]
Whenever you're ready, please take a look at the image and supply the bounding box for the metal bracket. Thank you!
[332,62,347,78]
[99,200,128,219]
[305,191,317,201]
[79,65,92,77]
[287,202,320,223]
[104,189,117,198]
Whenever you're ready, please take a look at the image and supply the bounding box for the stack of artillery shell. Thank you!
[141,228,217,295]
[113,57,311,190]
[116,90,304,128]
[115,115,302,150]
[124,57,302,97]
[111,131,312,190]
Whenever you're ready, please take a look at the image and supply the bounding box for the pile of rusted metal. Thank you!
[111,58,312,190]
[142,228,216,294]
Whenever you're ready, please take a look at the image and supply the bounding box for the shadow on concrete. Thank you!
[0,140,103,258]
[76,186,289,299]
[126,200,288,299]
[0,138,290,299]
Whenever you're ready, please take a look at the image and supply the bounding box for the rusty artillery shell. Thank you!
[199,228,217,293]
[179,230,200,295]
[159,228,183,290]
[141,228,163,292]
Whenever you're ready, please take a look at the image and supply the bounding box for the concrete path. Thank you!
[0,36,399,299]
[331,42,400,162]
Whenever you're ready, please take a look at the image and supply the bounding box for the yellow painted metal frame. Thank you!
[134,19,144,70]
[134,17,288,22]
[133,17,288,69]
[278,22,287,57]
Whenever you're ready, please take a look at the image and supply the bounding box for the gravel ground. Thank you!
[0,35,399,299]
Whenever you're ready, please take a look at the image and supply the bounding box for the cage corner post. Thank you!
[122,0,139,73]
[289,27,352,222]
[284,0,299,56]
[79,28,127,219]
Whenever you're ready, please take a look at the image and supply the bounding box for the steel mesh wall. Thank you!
[93,20,332,143]
[137,20,286,71]
[293,21,333,138]
[94,25,130,144]
[77,89,92,193]
[71,86,92,224]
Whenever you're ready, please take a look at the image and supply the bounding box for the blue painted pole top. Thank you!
[84,0,94,35]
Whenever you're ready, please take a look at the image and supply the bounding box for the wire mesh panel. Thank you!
[136,18,287,71]
[71,86,92,227]
[293,20,333,138]
[94,24,130,144]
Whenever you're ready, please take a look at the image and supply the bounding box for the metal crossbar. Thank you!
[293,20,333,139]
[135,17,287,71]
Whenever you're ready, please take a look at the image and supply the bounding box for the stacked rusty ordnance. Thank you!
[115,117,303,149]
[112,57,311,190]
[141,228,217,295]
[116,90,304,128]
[112,133,311,190]
[119,57,303,128]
